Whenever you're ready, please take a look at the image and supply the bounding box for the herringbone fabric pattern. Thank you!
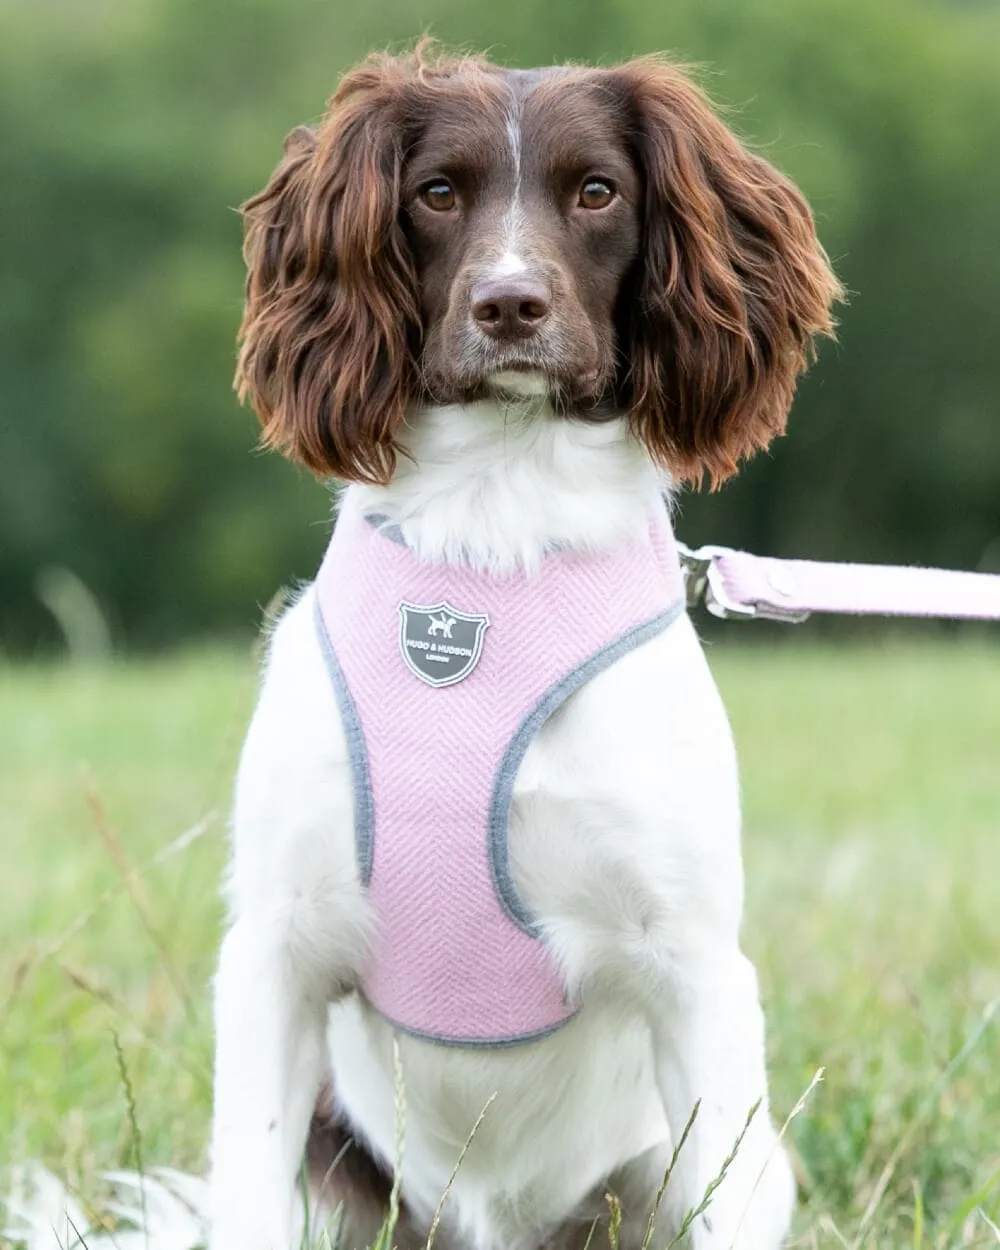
[315,499,684,1044]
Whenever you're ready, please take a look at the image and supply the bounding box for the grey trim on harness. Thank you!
[314,595,375,888]
[364,513,407,545]
[361,996,577,1049]
[487,599,688,937]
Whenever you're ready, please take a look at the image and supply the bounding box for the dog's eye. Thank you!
[421,181,456,212]
[578,178,615,210]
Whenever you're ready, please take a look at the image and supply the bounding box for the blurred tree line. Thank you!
[2,0,999,650]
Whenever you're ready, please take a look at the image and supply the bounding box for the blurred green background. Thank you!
[3,0,999,652]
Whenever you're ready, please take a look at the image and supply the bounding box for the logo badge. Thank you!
[398,601,490,688]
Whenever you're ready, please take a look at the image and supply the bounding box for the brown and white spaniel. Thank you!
[211,45,841,1250]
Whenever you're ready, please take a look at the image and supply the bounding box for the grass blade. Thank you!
[728,1068,824,1250]
[910,1179,923,1250]
[606,1192,622,1250]
[111,1035,146,1250]
[424,1092,496,1250]
[639,1099,700,1250]
[372,1039,405,1250]
[666,1100,760,1249]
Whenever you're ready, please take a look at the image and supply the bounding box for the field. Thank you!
[1,641,999,1247]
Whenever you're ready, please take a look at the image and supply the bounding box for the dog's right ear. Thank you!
[235,58,421,484]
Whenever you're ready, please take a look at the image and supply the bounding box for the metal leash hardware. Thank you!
[677,543,812,624]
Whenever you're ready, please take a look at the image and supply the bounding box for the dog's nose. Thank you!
[470,276,552,339]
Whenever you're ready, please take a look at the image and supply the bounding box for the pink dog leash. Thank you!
[679,544,1000,623]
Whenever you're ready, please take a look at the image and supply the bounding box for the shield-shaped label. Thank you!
[398,601,490,688]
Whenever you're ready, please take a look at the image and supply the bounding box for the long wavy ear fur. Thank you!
[235,55,421,484]
[615,59,844,485]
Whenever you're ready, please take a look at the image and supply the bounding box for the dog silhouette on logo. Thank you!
[427,612,457,638]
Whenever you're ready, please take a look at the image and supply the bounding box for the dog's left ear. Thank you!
[614,59,844,485]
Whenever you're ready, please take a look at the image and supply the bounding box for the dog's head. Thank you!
[236,45,842,486]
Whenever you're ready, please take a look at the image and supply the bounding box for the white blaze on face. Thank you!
[493,250,529,277]
[483,82,552,400]
[483,92,528,284]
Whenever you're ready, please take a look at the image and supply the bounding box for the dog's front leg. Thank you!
[643,951,794,1250]
[209,915,330,1250]
[208,596,369,1250]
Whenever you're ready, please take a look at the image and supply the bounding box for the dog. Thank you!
[210,45,842,1250]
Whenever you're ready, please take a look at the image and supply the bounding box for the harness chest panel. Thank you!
[314,500,685,1046]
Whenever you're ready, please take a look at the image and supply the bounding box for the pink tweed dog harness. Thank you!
[314,499,686,1046]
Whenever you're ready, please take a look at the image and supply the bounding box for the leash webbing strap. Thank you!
[679,544,1000,623]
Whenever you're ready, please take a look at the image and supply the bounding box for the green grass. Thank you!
[2,641,999,1247]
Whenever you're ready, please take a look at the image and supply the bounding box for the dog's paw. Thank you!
[209,1180,297,1250]
[683,1142,795,1250]
[209,1216,289,1250]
